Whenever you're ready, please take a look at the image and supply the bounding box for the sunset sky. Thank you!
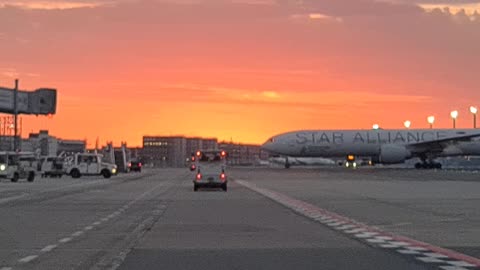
[1,0,480,147]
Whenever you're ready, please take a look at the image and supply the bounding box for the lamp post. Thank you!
[450,110,459,129]
[404,120,411,129]
[427,116,435,129]
[470,106,477,128]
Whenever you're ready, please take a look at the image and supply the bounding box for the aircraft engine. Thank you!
[378,144,411,164]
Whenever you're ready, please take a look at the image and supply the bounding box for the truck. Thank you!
[193,150,228,192]
[64,153,117,179]
[39,156,65,178]
[0,152,37,182]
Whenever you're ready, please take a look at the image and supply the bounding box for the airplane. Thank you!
[261,129,480,169]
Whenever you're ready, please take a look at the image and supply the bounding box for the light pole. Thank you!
[13,79,19,152]
[450,110,459,129]
[470,106,477,128]
[404,120,411,129]
[427,116,435,129]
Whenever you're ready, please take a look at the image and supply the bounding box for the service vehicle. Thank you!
[128,160,142,172]
[193,150,228,192]
[40,156,65,178]
[0,152,37,182]
[64,153,117,179]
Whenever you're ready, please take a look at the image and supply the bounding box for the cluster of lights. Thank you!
[373,106,478,130]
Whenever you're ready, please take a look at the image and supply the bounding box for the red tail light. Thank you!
[196,173,202,181]
[139,163,142,167]
[220,173,226,181]
[128,162,132,168]
[191,164,196,170]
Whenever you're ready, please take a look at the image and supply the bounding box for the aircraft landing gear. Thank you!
[285,157,291,169]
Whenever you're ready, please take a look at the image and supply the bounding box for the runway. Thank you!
[0,167,478,270]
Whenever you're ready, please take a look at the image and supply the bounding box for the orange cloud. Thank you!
[0,1,108,10]
[419,3,480,17]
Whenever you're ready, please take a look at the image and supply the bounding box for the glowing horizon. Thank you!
[1,0,479,148]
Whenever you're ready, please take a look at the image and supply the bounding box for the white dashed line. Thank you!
[366,238,386,244]
[404,246,428,251]
[327,222,346,227]
[416,256,447,263]
[424,252,450,258]
[445,261,476,267]
[59,237,72,243]
[72,231,84,237]
[41,244,57,252]
[440,266,471,270]
[389,241,410,247]
[355,232,379,238]
[5,181,170,270]
[336,224,356,230]
[380,244,403,248]
[345,228,367,234]
[18,255,38,263]
[397,249,421,255]
[320,219,337,224]
[375,236,394,241]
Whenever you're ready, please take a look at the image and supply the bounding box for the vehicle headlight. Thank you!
[0,164,5,171]
[112,168,117,174]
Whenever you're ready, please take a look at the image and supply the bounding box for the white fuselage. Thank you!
[262,129,480,159]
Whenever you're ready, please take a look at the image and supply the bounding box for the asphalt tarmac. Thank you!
[0,167,478,270]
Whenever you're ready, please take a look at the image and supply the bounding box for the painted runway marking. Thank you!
[4,180,170,269]
[59,237,72,243]
[367,238,386,244]
[41,244,57,252]
[0,193,28,205]
[18,255,38,263]
[72,231,84,237]
[425,253,451,259]
[398,249,421,255]
[417,256,447,263]
[236,179,480,270]
[446,261,477,267]
[440,266,471,270]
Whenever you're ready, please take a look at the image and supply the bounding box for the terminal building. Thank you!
[143,136,219,167]
[141,136,268,167]
[0,130,86,156]
[143,136,189,167]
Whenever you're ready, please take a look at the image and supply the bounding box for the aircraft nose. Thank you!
[261,138,276,152]
[261,142,272,151]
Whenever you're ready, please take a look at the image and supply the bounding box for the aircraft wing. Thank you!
[406,133,480,155]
